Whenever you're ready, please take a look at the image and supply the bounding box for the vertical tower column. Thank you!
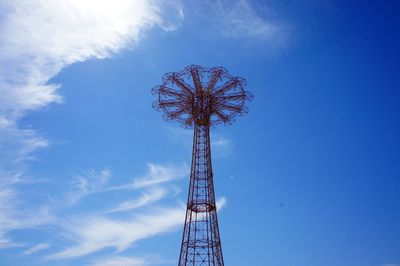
[152,65,252,266]
[178,122,224,266]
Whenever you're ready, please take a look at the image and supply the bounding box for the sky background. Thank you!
[0,0,399,266]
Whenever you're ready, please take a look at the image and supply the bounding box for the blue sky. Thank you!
[0,0,399,266]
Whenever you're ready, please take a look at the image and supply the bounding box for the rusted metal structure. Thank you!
[152,65,252,266]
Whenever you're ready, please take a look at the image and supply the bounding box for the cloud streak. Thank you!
[0,0,180,116]
[189,0,290,45]
[48,196,227,260]
[23,243,51,255]
[0,0,182,178]
[0,1,182,249]
[215,0,288,41]
[0,182,53,248]
[47,207,185,260]
[88,255,174,266]
[44,162,225,260]
[211,135,233,158]
[88,256,146,266]
[107,187,167,213]
[67,169,111,204]
[132,163,189,189]
[105,163,189,192]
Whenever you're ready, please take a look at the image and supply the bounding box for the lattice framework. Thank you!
[152,65,252,266]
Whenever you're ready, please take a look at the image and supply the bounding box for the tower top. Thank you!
[152,65,253,128]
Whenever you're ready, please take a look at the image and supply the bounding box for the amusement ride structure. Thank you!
[152,65,252,266]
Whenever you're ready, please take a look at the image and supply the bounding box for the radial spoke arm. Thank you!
[169,75,194,96]
[215,93,247,102]
[159,100,183,108]
[190,67,203,93]
[213,79,240,97]
[167,108,188,120]
[217,103,243,113]
[158,86,186,98]
[206,70,222,92]
[214,109,230,123]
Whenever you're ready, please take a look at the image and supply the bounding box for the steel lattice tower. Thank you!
[152,65,252,266]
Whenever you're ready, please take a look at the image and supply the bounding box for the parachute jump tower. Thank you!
[152,65,252,266]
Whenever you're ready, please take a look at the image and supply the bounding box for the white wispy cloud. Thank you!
[0,233,18,249]
[211,135,233,158]
[49,197,227,259]
[88,255,174,266]
[216,196,227,210]
[0,0,183,180]
[0,184,53,248]
[63,163,187,210]
[190,0,290,45]
[88,256,146,266]
[0,163,187,253]
[132,163,189,189]
[211,138,231,148]
[22,243,51,255]
[216,0,287,40]
[47,207,185,260]
[0,1,182,248]
[107,187,167,213]
[0,117,48,173]
[0,0,181,116]
[105,163,189,191]
[45,161,226,260]
[67,169,111,204]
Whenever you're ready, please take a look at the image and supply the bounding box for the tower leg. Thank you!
[178,124,224,266]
